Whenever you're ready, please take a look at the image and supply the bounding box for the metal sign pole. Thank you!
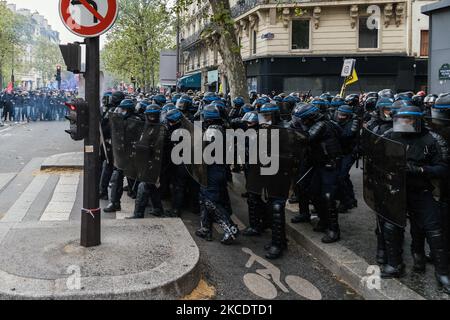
[81,36,101,247]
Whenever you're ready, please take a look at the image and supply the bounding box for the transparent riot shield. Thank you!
[179,117,208,187]
[246,125,303,199]
[362,128,407,227]
[134,123,166,184]
[110,113,127,171]
[122,117,145,179]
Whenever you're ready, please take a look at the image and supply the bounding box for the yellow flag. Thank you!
[345,69,359,86]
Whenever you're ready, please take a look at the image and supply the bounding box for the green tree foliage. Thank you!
[102,0,175,92]
[0,3,26,88]
[174,0,249,101]
[33,36,64,87]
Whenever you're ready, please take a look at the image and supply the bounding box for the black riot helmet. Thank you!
[378,89,395,99]
[111,91,126,107]
[376,97,395,122]
[345,94,360,107]
[311,97,329,114]
[176,94,193,113]
[411,94,425,109]
[393,105,423,134]
[364,97,378,112]
[291,103,323,128]
[432,93,450,120]
[424,94,438,110]
[365,92,379,100]
[238,103,254,118]
[334,104,354,124]
[152,94,167,107]
[102,92,113,107]
[144,104,161,123]
[117,99,135,115]
[258,103,280,126]
[319,92,333,104]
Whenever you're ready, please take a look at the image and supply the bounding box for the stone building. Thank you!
[422,0,450,94]
[2,2,60,90]
[179,0,436,95]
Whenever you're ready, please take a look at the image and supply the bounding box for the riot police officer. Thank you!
[289,103,343,244]
[380,106,450,294]
[163,108,191,217]
[195,105,240,244]
[240,111,270,237]
[128,104,165,219]
[99,91,125,200]
[333,105,360,213]
[104,99,141,212]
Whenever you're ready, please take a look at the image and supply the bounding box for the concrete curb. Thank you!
[0,219,200,300]
[283,209,425,300]
[40,152,83,170]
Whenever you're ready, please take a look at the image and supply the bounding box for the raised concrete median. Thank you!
[0,219,200,299]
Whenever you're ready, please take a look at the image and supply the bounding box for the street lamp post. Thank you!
[11,45,15,85]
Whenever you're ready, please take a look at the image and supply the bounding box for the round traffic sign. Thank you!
[59,0,118,38]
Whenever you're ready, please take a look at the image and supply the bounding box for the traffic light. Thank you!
[65,99,88,141]
[59,43,82,74]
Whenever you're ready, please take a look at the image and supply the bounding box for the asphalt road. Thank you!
[0,121,83,174]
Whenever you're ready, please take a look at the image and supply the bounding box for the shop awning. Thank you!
[177,72,201,89]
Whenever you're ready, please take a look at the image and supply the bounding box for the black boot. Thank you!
[104,202,121,213]
[376,221,387,265]
[412,252,426,273]
[337,202,349,214]
[195,202,213,241]
[410,220,427,273]
[99,193,109,201]
[426,229,450,294]
[150,208,164,217]
[291,198,311,223]
[165,208,181,217]
[206,200,239,245]
[322,196,340,243]
[243,194,262,236]
[132,182,149,219]
[381,222,405,279]
[291,213,311,224]
[266,202,287,260]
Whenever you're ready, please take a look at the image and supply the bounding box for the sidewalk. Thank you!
[0,152,201,299]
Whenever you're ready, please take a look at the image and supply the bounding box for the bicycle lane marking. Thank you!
[241,247,323,300]
[211,211,323,300]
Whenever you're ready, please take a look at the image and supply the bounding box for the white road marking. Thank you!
[1,174,50,222]
[40,174,79,221]
[0,173,16,192]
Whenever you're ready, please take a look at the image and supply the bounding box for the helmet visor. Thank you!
[393,116,421,133]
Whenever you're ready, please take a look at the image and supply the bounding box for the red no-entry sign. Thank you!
[59,0,118,37]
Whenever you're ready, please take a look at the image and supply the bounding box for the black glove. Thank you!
[351,118,360,133]
[405,163,424,175]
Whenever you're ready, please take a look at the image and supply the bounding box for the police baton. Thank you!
[296,167,314,185]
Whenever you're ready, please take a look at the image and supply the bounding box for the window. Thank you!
[358,17,378,49]
[291,20,310,50]
[420,30,429,57]
[252,30,257,54]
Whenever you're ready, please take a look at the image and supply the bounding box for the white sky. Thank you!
[7,0,109,46]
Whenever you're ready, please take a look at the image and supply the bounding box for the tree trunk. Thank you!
[208,0,249,102]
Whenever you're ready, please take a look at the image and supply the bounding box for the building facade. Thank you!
[179,0,436,95]
[422,0,450,94]
[2,2,60,90]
